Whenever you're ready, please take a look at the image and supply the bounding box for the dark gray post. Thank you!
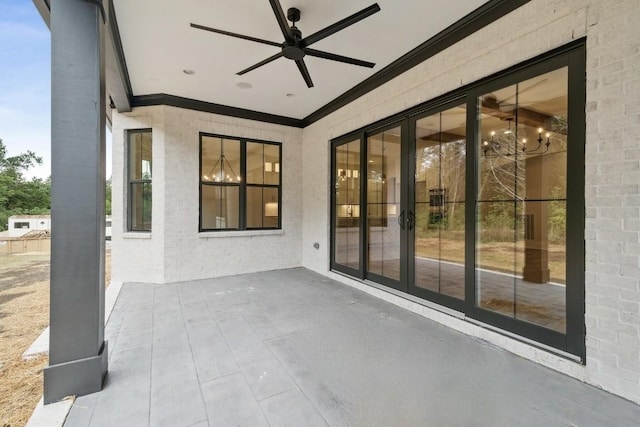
[44,0,108,404]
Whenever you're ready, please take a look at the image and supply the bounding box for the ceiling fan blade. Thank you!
[295,59,314,88]
[237,52,284,75]
[302,3,380,47]
[305,48,375,68]
[191,23,281,47]
[268,0,294,40]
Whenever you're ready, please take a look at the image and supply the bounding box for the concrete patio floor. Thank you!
[64,268,640,426]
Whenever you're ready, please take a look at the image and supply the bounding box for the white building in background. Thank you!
[5,214,112,239]
[7,215,51,238]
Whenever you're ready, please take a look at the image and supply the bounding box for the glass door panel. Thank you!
[334,140,361,271]
[476,67,568,333]
[367,127,402,282]
[414,105,466,299]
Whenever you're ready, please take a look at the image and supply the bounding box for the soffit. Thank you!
[112,0,489,120]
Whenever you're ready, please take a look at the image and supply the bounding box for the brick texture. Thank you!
[112,0,640,404]
[302,0,640,404]
[112,106,304,284]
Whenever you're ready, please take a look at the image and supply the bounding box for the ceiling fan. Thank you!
[489,78,550,112]
[191,1,381,88]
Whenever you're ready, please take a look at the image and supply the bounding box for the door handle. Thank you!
[407,210,414,231]
[397,210,405,230]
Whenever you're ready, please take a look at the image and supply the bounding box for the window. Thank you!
[333,138,361,272]
[14,222,30,229]
[330,41,585,357]
[127,129,152,232]
[200,134,281,231]
[476,66,570,334]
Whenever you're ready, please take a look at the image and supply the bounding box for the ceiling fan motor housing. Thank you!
[287,7,301,24]
[283,43,305,60]
[283,8,304,60]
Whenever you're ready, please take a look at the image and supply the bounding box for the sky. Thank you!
[0,0,111,179]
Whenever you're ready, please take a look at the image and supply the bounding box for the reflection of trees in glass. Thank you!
[416,139,465,237]
[479,202,516,243]
[480,115,567,203]
[141,161,152,180]
[551,115,567,142]
[480,139,525,202]
[548,184,566,244]
[478,115,568,244]
[142,183,152,226]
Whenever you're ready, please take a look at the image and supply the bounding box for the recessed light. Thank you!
[236,82,252,89]
[183,69,195,75]
[286,93,296,97]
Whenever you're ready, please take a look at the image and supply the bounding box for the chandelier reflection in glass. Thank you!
[482,118,552,158]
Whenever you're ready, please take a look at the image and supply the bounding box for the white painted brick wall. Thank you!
[111,106,165,284]
[161,106,303,282]
[585,0,640,402]
[302,0,640,404]
[110,0,640,404]
[112,105,304,284]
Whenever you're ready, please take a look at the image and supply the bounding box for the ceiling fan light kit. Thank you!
[191,1,381,88]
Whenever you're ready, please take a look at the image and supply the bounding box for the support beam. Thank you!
[481,96,567,135]
[44,0,108,404]
[31,0,50,27]
[105,0,132,112]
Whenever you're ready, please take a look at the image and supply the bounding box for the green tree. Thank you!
[0,139,51,231]
[105,177,112,215]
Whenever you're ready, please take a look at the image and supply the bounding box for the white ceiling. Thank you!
[113,0,489,120]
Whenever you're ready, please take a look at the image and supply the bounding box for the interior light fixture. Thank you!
[205,140,241,182]
[337,168,360,181]
[483,118,552,158]
[265,202,279,217]
[264,162,280,173]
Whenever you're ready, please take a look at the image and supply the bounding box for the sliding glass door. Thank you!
[333,138,362,275]
[475,66,570,335]
[366,124,405,289]
[411,104,467,303]
[330,43,585,357]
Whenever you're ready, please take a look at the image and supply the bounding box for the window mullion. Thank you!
[240,139,247,230]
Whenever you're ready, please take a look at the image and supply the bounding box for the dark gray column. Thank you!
[44,0,108,404]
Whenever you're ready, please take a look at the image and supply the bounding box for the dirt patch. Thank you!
[0,260,49,294]
[0,250,110,426]
[416,237,566,282]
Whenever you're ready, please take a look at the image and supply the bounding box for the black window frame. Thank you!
[329,39,586,360]
[14,222,30,229]
[199,133,282,232]
[331,134,365,278]
[126,128,153,232]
